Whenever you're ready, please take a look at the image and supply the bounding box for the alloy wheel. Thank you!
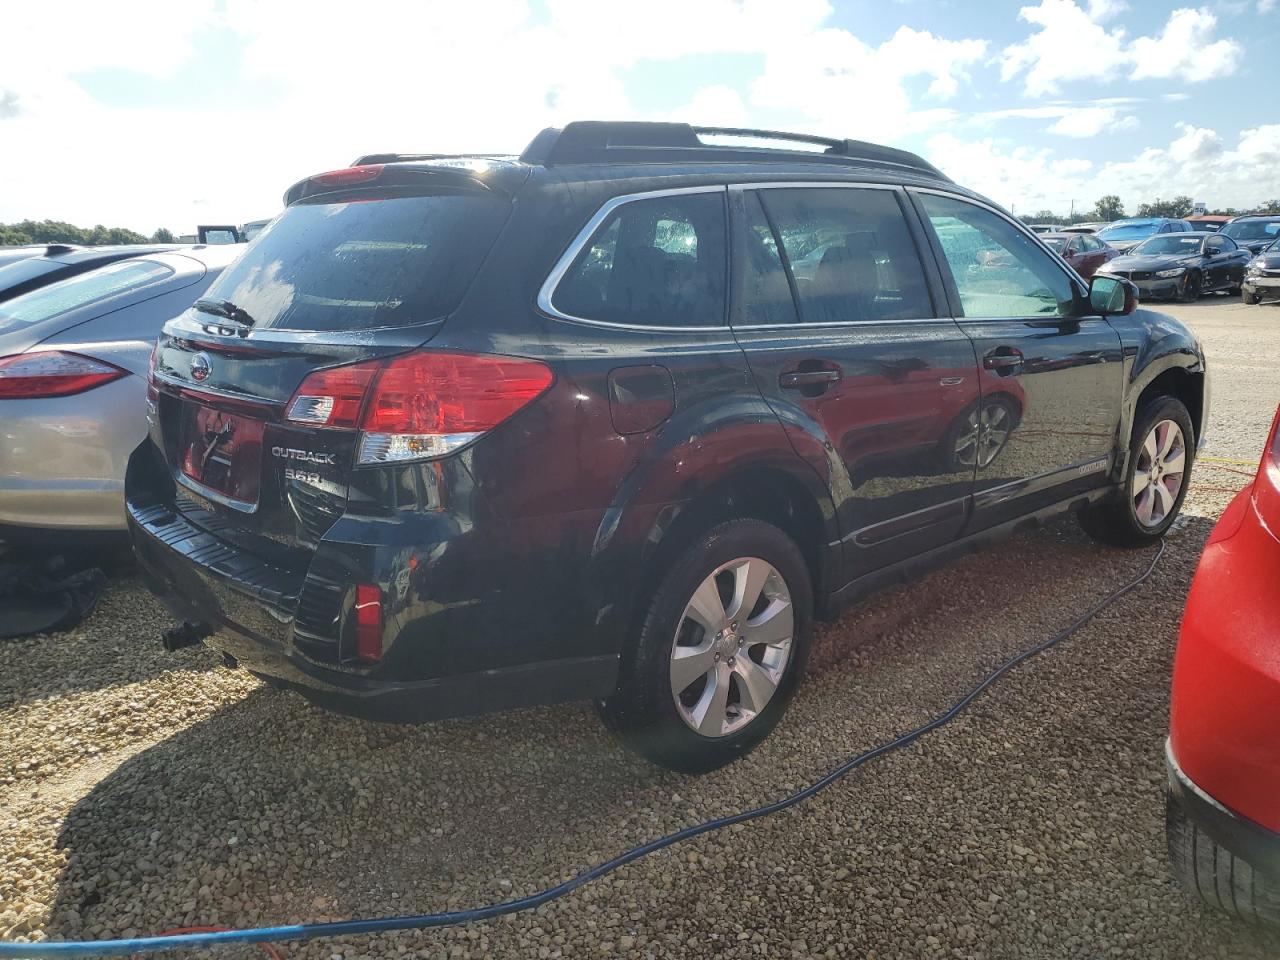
[669,557,794,738]
[1133,419,1186,528]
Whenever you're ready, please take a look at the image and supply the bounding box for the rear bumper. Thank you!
[1168,484,1280,833]
[1167,739,1280,879]
[127,491,618,723]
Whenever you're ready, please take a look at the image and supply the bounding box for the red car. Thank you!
[1040,232,1122,278]
[1167,402,1280,922]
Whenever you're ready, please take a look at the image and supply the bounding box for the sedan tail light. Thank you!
[1253,404,1280,532]
[0,351,128,399]
[285,351,554,464]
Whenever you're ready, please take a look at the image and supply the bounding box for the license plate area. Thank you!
[179,402,266,510]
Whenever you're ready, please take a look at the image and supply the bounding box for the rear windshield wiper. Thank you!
[194,297,256,328]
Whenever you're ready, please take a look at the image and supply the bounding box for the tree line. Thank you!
[1,220,175,247]
[1023,195,1280,225]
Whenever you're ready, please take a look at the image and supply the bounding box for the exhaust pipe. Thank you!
[161,621,212,652]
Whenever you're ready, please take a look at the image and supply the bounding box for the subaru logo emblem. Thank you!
[190,353,212,383]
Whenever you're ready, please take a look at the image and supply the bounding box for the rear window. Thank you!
[202,191,511,331]
[1222,219,1280,242]
[0,259,173,332]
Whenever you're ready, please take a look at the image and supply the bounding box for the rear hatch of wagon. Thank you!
[146,163,519,560]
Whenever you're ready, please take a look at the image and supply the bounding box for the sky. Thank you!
[1,0,1278,233]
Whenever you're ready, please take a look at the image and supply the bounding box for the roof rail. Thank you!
[350,152,515,165]
[518,121,948,181]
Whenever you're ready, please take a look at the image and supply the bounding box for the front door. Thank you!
[728,185,981,580]
[911,191,1125,532]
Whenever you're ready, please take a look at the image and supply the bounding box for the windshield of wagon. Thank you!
[1131,236,1205,256]
[1097,222,1160,242]
[1222,219,1280,241]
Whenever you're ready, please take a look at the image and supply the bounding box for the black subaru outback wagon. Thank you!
[128,122,1206,772]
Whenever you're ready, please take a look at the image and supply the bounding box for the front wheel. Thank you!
[1179,271,1203,303]
[1167,793,1280,925]
[598,519,812,773]
[1242,288,1261,305]
[1079,396,1194,547]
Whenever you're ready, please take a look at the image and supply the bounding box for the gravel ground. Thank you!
[2,297,1279,959]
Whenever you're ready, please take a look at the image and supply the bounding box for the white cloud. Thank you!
[1000,0,1241,95]
[927,123,1280,214]
[1000,0,1130,95]
[1046,106,1137,137]
[1130,9,1240,82]
[979,102,1139,137]
[1259,0,1276,12]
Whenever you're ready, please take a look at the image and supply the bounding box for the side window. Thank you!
[1205,236,1224,254]
[553,192,727,328]
[1217,235,1237,251]
[919,193,1075,319]
[1082,236,1102,252]
[757,188,933,324]
[737,192,799,326]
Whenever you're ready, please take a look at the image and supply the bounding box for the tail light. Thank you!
[0,351,127,399]
[1253,404,1280,532]
[286,351,554,464]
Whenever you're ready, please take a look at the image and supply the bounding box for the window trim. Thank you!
[536,184,730,332]
[908,186,1088,322]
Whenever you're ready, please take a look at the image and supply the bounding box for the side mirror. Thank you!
[1089,274,1138,315]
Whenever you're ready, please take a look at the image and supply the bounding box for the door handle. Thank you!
[982,348,1023,374]
[780,369,842,390]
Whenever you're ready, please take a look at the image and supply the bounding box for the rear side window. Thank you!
[0,259,173,332]
[920,193,1074,319]
[203,191,511,331]
[553,192,727,328]
[757,188,933,324]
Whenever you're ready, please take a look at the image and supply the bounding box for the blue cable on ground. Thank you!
[0,541,1165,959]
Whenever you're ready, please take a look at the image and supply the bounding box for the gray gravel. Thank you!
[2,297,1280,959]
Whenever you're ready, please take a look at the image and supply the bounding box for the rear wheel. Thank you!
[1167,793,1280,925]
[598,519,812,773]
[1079,396,1194,547]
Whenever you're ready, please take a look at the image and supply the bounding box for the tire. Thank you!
[1079,395,1194,547]
[1179,271,1203,303]
[1243,289,1261,305]
[1166,792,1280,925]
[597,519,813,773]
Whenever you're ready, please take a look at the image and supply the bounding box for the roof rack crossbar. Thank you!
[517,121,948,181]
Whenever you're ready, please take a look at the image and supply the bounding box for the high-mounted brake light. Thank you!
[308,164,385,188]
[285,351,554,464]
[0,351,128,399]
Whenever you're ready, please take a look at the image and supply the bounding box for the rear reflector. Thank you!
[285,351,554,464]
[354,584,383,663]
[0,351,128,399]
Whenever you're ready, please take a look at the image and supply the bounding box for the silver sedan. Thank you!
[0,245,243,534]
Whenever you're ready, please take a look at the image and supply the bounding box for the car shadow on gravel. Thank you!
[0,573,223,710]
[41,683,674,942]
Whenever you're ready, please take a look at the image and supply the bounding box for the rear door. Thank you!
[151,176,515,557]
[728,184,981,578]
[911,190,1124,532]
